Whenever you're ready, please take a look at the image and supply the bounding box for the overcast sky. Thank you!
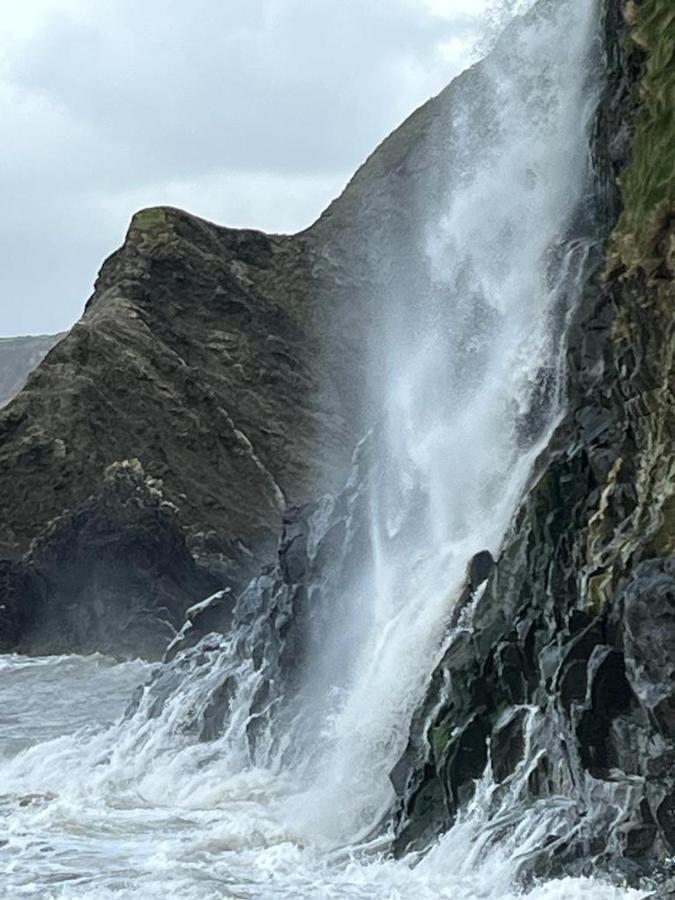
[0,0,505,336]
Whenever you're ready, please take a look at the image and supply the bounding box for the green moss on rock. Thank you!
[614,0,675,270]
[129,206,178,252]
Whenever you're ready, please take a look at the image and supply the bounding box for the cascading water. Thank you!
[0,2,651,898]
[284,0,604,847]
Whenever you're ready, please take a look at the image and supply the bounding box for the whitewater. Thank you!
[0,653,644,899]
[0,1,650,898]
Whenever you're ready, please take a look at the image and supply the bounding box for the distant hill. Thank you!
[0,334,64,407]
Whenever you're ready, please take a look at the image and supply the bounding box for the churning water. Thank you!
[0,1,649,897]
[0,654,645,898]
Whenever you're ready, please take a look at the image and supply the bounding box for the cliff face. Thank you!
[0,215,354,562]
[0,213,361,656]
[0,334,63,408]
[392,0,675,882]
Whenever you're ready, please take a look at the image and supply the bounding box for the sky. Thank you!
[0,0,501,336]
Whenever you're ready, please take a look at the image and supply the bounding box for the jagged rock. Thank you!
[448,549,496,628]
[165,589,234,661]
[646,875,675,900]
[491,707,529,784]
[623,558,675,739]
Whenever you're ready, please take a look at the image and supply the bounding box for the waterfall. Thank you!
[0,2,646,897]
[281,0,602,847]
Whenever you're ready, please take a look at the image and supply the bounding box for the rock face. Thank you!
[1,459,221,658]
[391,0,675,882]
[0,217,355,564]
[0,212,361,655]
[0,334,64,408]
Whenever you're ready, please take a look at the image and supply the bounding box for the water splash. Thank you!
[0,654,646,899]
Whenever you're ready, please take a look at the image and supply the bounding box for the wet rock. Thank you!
[438,713,491,812]
[392,1,675,880]
[165,589,235,661]
[576,648,634,775]
[448,550,496,629]
[469,551,495,590]
[491,707,528,784]
[623,558,675,737]
[647,877,675,900]
[558,659,588,711]
[495,641,528,705]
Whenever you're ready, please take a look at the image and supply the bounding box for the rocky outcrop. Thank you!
[0,459,221,659]
[0,334,63,407]
[0,214,359,654]
[0,216,355,563]
[391,0,675,884]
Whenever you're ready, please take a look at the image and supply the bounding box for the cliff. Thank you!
[391,0,675,884]
[0,215,360,656]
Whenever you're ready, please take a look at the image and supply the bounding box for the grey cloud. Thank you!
[1,0,480,335]
[10,0,475,180]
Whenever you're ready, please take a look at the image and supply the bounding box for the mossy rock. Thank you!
[614,0,675,271]
[129,206,178,252]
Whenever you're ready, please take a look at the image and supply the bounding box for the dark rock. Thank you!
[164,589,234,662]
[558,659,588,711]
[623,558,675,738]
[491,707,528,784]
[9,459,221,659]
[656,794,675,854]
[391,0,675,881]
[0,560,45,652]
[469,550,495,590]
[576,647,634,775]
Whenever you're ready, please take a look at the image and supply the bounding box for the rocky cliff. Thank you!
[0,334,63,408]
[0,214,361,656]
[391,0,675,888]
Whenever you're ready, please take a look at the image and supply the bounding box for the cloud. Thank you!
[0,0,486,335]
